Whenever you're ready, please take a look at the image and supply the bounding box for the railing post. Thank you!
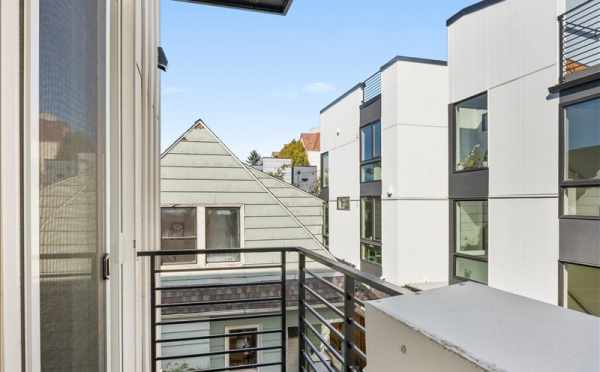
[343,274,355,372]
[150,255,157,372]
[298,253,306,370]
[280,250,287,372]
[559,14,565,81]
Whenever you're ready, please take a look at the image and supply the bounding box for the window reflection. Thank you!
[455,94,488,171]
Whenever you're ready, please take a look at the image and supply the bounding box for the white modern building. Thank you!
[320,56,449,287]
[447,0,600,316]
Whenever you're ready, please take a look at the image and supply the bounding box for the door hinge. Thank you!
[102,253,111,280]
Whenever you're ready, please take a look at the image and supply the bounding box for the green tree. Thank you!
[247,149,262,166]
[277,139,308,166]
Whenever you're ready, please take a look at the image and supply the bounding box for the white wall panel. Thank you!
[382,200,449,285]
[489,198,559,304]
[449,0,558,102]
[488,67,558,197]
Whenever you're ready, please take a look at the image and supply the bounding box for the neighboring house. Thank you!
[447,0,600,316]
[259,157,293,183]
[160,119,339,370]
[291,165,318,194]
[320,56,449,286]
[300,131,321,172]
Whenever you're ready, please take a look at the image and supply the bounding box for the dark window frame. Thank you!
[360,120,381,184]
[320,152,329,189]
[559,94,600,220]
[451,199,489,284]
[322,203,329,248]
[336,196,350,210]
[451,92,489,174]
[559,260,600,317]
[360,196,382,266]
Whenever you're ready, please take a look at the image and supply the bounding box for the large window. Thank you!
[360,121,381,182]
[455,93,488,171]
[161,207,198,265]
[563,263,600,317]
[206,207,241,263]
[321,152,329,188]
[454,201,488,283]
[562,98,600,217]
[361,197,382,266]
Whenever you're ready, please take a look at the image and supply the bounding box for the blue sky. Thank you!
[160,0,475,158]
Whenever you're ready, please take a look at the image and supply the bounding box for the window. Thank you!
[336,196,350,210]
[226,327,258,368]
[454,201,488,283]
[361,197,382,266]
[161,207,197,265]
[323,204,329,247]
[361,197,381,241]
[206,207,241,263]
[562,98,600,217]
[455,93,488,171]
[360,121,381,182]
[321,152,329,188]
[563,263,600,317]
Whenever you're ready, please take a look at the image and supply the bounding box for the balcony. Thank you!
[362,72,381,103]
[559,0,600,81]
[137,247,407,372]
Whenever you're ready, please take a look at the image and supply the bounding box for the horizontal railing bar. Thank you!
[156,264,281,273]
[303,335,336,372]
[156,296,281,308]
[352,318,366,333]
[302,317,344,363]
[564,3,600,25]
[351,343,367,361]
[298,247,406,296]
[156,280,282,291]
[156,329,282,343]
[564,43,600,60]
[563,0,599,19]
[303,285,344,318]
[302,350,320,372]
[304,302,344,341]
[138,247,296,257]
[157,312,282,326]
[156,345,282,361]
[190,362,283,372]
[303,269,345,296]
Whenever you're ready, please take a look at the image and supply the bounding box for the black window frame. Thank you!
[451,92,489,174]
[322,203,329,248]
[320,152,329,189]
[360,196,382,266]
[451,199,488,284]
[360,120,381,184]
[559,94,600,220]
[336,196,350,210]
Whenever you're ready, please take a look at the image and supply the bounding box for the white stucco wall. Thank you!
[381,60,449,285]
[449,0,560,304]
[320,88,362,266]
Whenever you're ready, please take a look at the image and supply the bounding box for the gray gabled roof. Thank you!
[367,282,600,372]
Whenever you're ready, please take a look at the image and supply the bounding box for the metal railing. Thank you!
[559,0,600,80]
[138,247,404,372]
[362,72,381,102]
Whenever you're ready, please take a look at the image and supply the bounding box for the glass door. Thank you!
[39,0,106,370]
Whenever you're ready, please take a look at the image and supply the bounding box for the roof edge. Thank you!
[319,82,364,114]
[447,0,505,27]
[380,55,447,72]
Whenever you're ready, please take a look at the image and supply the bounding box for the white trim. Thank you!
[22,0,41,370]
[224,324,261,371]
[0,0,24,370]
